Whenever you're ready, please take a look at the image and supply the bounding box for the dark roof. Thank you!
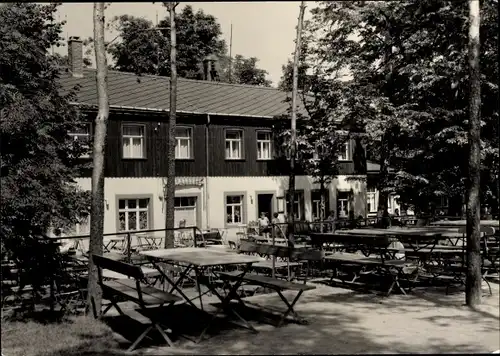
[60,68,305,118]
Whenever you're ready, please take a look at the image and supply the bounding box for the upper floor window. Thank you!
[256,131,272,160]
[175,127,192,159]
[69,123,92,158]
[338,141,350,161]
[225,129,243,159]
[122,124,145,159]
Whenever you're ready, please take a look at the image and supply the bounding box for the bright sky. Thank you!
[55,2,312,86]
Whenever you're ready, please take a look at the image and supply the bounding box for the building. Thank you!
[60,36,396,240]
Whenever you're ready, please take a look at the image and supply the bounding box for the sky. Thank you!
[55,2,312,86]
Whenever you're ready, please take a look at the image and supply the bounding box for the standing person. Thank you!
[258,212,271,238]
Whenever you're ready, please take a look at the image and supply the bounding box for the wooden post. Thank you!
[271,224,276,279]
[287,0,306,248]
[126,232,131,264]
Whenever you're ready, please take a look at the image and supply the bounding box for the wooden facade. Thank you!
[77,111,367,178]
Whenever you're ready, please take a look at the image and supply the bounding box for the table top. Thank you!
[339,228,458,237]
[139,247,262,267]
[252,260,302,269]
[430,220,499,228]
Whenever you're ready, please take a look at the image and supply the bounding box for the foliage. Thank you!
[107,5,272,85]
[108,5,226,79]
[304,0,498,215]
[222,54,272,86]
[0,3,90,290]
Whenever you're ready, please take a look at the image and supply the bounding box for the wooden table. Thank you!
[139,248,262,342]
[430,220,499,228]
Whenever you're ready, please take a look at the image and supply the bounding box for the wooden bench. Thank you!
[325,252,418,296]
[92,254,181,351]
[217,241,322,326]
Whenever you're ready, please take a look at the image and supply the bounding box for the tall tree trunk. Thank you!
[164,2,178,249]
[376,134,390,227]
[87,2,109,317]
[287,1,306,246]
[465,0,482,308]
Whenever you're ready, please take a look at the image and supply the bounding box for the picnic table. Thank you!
[430,220,499,229]
[139,247,262,342]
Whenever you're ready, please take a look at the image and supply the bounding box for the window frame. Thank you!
[311,189,330,221]
[224,192,246,227]
[116,195,153,232]
[175,126,194,160]
[121,123,147,160]
[366,187,377,213]
[256,130,272,161]
[224,129,244,160]
[285,190,305,221]
[337,191,351,218]
[69,123,92,158]
[338,140,351,161]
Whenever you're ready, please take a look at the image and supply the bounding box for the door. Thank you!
[174,196,197,227]
[257,194,273,220]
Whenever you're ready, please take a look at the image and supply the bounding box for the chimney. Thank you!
[203,54,219,81]
[68,36,83,78]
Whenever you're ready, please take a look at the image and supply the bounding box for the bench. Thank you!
[92,254,181,351]
[217,241,322,326]
[325,252,418,296]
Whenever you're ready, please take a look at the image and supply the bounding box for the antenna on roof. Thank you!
[229,22,233,83]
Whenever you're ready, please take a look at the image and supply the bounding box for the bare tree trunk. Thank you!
[87,2,109,317]
[287,1,306,247]
[376,135,390,228]
[164,2,178,249]
[465,0,481,308]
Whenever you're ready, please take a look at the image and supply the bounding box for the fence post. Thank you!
[126,232,131,264]
[193,227,197,247]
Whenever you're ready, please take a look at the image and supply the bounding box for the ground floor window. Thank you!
[285,190,305,220]
[311,190,330,221]
[367,187,377,213]
[118,198,150,231]
[226,194,244,224]
[337,191,351,218]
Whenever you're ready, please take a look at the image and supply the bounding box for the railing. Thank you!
[43,226,206,263]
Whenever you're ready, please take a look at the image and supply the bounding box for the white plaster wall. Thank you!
[207,175,367,241]
[75,177,206,238]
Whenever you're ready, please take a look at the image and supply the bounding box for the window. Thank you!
[367,187,377,213]
[225,130,243,159]
[118,198,150,231]
[313,143,324,160]
[285,191,305,220]
[338,141,350,161]
[174,196,196,208]
[69,123,92,158]
[438,196,449,208]
[256,131,272,160]
[175,127,192,159]
[311,190,330,221]
[226,195,244,224]
[337,191,351,218]
[122,124,145,159]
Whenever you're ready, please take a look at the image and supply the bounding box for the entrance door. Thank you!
[257,194,273,220]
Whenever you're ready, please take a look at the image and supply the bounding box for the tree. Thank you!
[164,2,179,249]
[108,5,226,79]
[303,0,498,218]
[0,3,90,299]
[87,2,109,316]
[286,1,306,245]
[222,54,272,86]
[465,0,481,308]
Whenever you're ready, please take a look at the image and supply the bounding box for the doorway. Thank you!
[257,193,274,220]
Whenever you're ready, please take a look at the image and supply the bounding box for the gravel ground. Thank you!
[132,281,500,355]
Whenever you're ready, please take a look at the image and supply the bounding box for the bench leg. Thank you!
[101,295,125,317]
[128,325,153,352]
[276,289,305,327]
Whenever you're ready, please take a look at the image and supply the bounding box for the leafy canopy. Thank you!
[107,5,272,85]
[0,3,90,279]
